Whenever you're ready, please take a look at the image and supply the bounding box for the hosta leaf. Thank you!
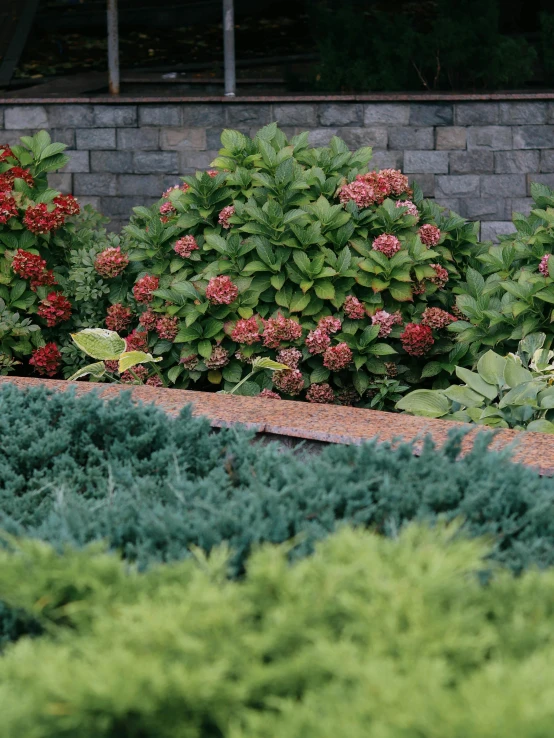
[476,350,506,386]
[68,362,106,381]
[71,329,126,360]
[455,367,498,400]
[443,385,486,408]
[396,390,451,418]
[118,351,162,373]
[252,357,289,371]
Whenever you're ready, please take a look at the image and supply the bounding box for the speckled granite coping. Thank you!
[3,375,554,476]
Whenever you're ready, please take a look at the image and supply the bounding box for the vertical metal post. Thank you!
[223,0,236,97]
[107,0,120,95]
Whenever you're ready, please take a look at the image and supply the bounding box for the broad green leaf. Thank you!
[388,282,413,302]
[503,357,533,388]
[314,281,335,300]
[68,362,106,381]
[167,365,184,383]
[454,366,498,400]
[197,340,213,359]
[498,381,544,408]
[396,390,451,418]
[443,385,486,408]
[252,357,289,371]
[421,362,442,379]
[367,343,397,355]
[118,351,162,373]
[476,350,506,386]
[71,329,126,360]
[527,419,554,434]
[289,291,311,313]
[310,366,330,383]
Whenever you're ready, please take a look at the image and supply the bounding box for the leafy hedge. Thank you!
[2,525,554,737]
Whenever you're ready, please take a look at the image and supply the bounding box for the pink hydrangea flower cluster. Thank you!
[306,383,335,404]
[29,343,62,376]
[206,275,239,305]
[343,295,365,320]
[323,342,353,370]
[276,347,302,369]
[180,354,198,370]
[262,314,302,348]
[259,388,281,400]
[372,233,402,258]
[539,254,551,277]
[156,315,179,341]
[395,200,419,219]
[338,180,378,209]
[159,201,176,222]
[371,309,402,338]
[273,368,304,395]
[174,235,199,259]
[162,183,189,198]
[37,292,72,327]
[207,169,218,177]
[133,275,159,303]
[125,329,149,352]
[421,307,457,329]
[231,316,262,344]
[139,308,158,331]
[218,205,235,229]
[318,316,342,334]
[121,365,148,383]
[205,346,230,369]
[106,303,132,332]
[306,328,331,355]
[418,224,441,248]
[94,246,129,278]
[429,263,449,289]
[377,168,410,196]
[400,323,434,356]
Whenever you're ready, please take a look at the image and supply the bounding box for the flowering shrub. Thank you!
[95,123,479,404]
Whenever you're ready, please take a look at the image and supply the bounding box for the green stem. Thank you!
[150,362,167,388]
[227,368,258,395]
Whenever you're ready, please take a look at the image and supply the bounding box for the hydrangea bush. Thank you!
[101,123,480,403]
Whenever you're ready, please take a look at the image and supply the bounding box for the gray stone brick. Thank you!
[480,175,526,197]
[90,151,134,173]
[540,151,554,172]
[435,175,480,197]
[159,127,206,151]
[48,173,73,192]
[338,127,387,149]
[51,129,76,147]
[460,198,508,221]
[76,196,101,211]
[435,127,467,150]
[272,104,317,127]
[388,127,433,150]
[46,105,94,127]
[307,128,338,146]
[4,106,48,129]
[434,197,461,213]
[76,128,116,150]
[138,106,182,126]
[181,104,225,126]
[408,174,435,197]
[409,104,453,126]
[404,151,448,173]
[480,221,516,242]
[61,150,90,173]
[370,151,403,170]
[117,128,159,150]
[92,105,137,127]
[454,103,499,126]
[0,109,3,128]
[467,126,512,150]
[179,150,219,171]
[226,105,271,126]
[513,126,554,149]
[106,219,124,234]
[494,151,540,173]
[363,104,409,125]
[528,173,554,192]
[117,174,165,197]
[134,151,179,174]
[100,196,152,217]
[74,173,117,196]
[499,102,548,125]
[319,104,362,127]
[510,198,534,216]
[449,151,494,174]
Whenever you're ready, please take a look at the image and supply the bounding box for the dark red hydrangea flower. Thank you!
[156,315,179,341]
[94,247,129,278]
[125,329,149,352]
[105,303,132,332]
[318,316,342,335]
[37,292,72,327]
[400,323,434,356]
[418,224,441,248]
[0,193,18,224]
[231,316,262,345]
[429,264,449,289]
[262,314,303,348]
[133,275,159,303]
[121,365,149,383]
[11,249,57,290]
[0,176,13,193]
[146,375,163,387]
[343,295,365,320]
[53,194,81,217]
[323,343,353,370]
[206,275,239,305]
[139,308,158,331]
[276,347,302,369]
[420,307,457,330]
[104,360,119,373]
[0,145,15,163]
[205,346,230,369]
[180,354,198,370]
[29,343,62,377]
[273,368,304,395]
[4,167,34,186]
[306,383,335,404]
[259,389,281,399]
[305,328,331,355]
[23,203,63,234]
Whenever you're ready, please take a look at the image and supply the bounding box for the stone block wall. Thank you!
[1,99,554,236]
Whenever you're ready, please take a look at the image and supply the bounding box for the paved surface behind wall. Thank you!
[3,375,554,476]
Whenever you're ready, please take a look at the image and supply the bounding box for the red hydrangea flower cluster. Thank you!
[338,180,378,209]
[156,314,179,341]
[343,295,365,320]
[104,360,119,373]
[125,329,149,352]
[0,176,12,193]
[306,328,330,354]
[23,203,63,234]
[378,168,410,196]
[395,200,419,219]
[323,342,353,370]
[371,309,402,337]
[231,315,262,344]
[133,275,159,303]
[372,233,402,258]
[276,347,302,369]
[174,235,199,258]
[262,314,302,348]
[206,275,239,305]
[429,263,449,289]
[400,323,434,356]
[144,375,162,387]
[539,254,551,277]
[0,145,14,163]
[421,307,457,329]
[139,308,158,331]
[53,194,80,217]
[29,343,62,376]
[205,346,230,369]
[11,249,56,290]
[159,202,176,222]
[273,368,304,395]
[306,383,335,404]
[94,246,129,278]
[180,354,198,370]
[0,193,18,224]
[4,167,34,187]
[318,316,342,334]
[37,292,72,327]
[259,388,281,400]
[121,365,148,383]
[418,224,441,248]
[218,205,235,229]
[105,303,132,332]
